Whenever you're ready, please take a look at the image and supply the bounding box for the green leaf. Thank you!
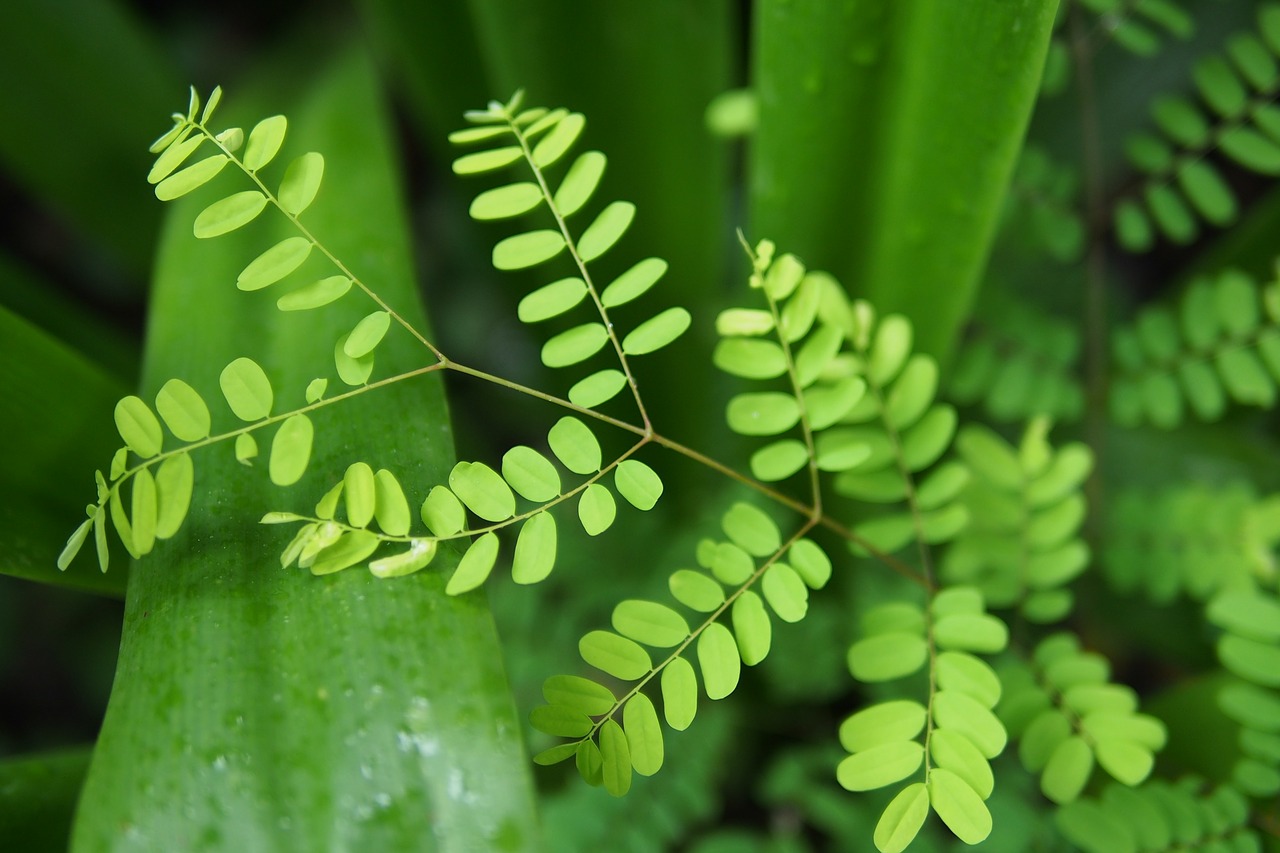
[367,539,437,579]
[155,154,229,201]
[621,307,691,355]
[722,503,780,557]
[713,338,788,379]
[1041,735,1094,804]
[1094,738,1155,786]
[114,396,163,458]
[716,308,774,336]
[542,323,609,368]
[344,461,376,528]
[445,532,500,595]
[732,591,772,666]
[243,115,287,171]
[613,599,689,648]
[308,529,381,576]
[219,357,273,421]
[788,539,831,589]
[193,190,268,238]
[553,150,607,217]
[517,277,587,323]
[577,201,635,262]
[599,718,632,797]
[529,705,593,738]
[697,622,741,700]
[154,378,210,442]
[868,315,913,385]
[576,739,604,787]
[512,513,557,584]
[421,486,465,536]
[149,133,204,184]
[234,432,257,465]
[726,392,801,435]
[1176,160,1236,225]
[933,613,1008,654]
[838,741,924,792]
[1218,634,1280,686]
[215,127,244,153]
[277,275,352,311]
[710,542,753,585]
[448,461,515,522]
[873,783,929,853]
[542,674,615,716]
[661,657,698,730]
[762,564,809,622]
[928,767,992,845]
[578,483,616,536]
[569,370,627,408]
[372,469,410,536]
[840,700,928,753]
[601,258,667,308]
[548,417,601,474]
[268,414,313,486]
[900,405,957,471]
[884,355,938,429]
[278,152,325,215]
[130,468,157,556]
[580,630,652,681]
[930,729,994,799]
[614,460,663,510]
[492,230,566,270]
[669,569,725,612]
[937,652,1001,709]
[470,182,542,221]
[848,632,928,682]
[335,332,375,385]
[531,112,586,168]
[794,324,844,387]
[1207,591,1280,642]
[237,237,312,292]
[501,446,561,502]
[934,690,1006,758]
[93,506,109,571]
[764,253,806,301]
[452,146,522,175]
[623,693,664,776]
[448,126,511,145]
[344,311,392,358]
[750,440,809,481]
[57,518,93,571]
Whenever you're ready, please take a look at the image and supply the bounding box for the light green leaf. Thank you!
[720,503,780,557]
[612,599,689,648]
[1176,159,1236,225]
[373,469,411,536]
[502,446,561,503]
[215,126,244,153]
[344,461,376,528]
[542,674,615,717]
[148,133,204,184]
[1041,735,1094,804]
[445,532,500,595]
[234,432,257,465]
[732,591,772,666]
[794,324,844,387]
[764,253,806,301]
[57,518,93,571]
[599,718,632,797]
[344,311,392,358]
[268,414,313,486]
[709,542,753,585]
[512,513,556,584]
[900,405,957,471]
[553,150,606,216]
[613,460,663,511]
[1094,738,1154,786]
[697,622,741,700]
[569,370,627,408]
[578,483,616,536]
[750,440,809,481]
[448,125,511,145]
[669,569,725,612]
[277,276,352,311]
[726,392,801,436]
[528,705,593,738]
[930,729,994,799]
[452,146,522,175]
[155,154,228,201]
[601,258,667,308]
[548,417,601,474]
[492,230,566,270]
[335,331,374,386]
[368,539,438,579]
[716,308,774,336]
[934,614,1008,654]
[928,767,992,845]
[848,632,928,682]
[279,152,324,215]
[580,630,652,681]
[873,782,930,853]
[788,539,832,589]
[130,468,157,556]
[713,338,788,380]
[542,323,609,368]
[219,357,273,420]
[237,237,313,292]
[578,201,635,262]
[661,657,698,730]
[193,190,268,238]
[933,690,1006,758]
[621,307,691,356]
[885,355,938,429]
[110,448,128,480]
[470,182,542,221]
[309,530,380,576]
[421,486,465,537]
[114,396,163,458]
[243,115,287,171]
[623,693,664,776]
[449,461,515,522]
[931,587,984,618]
[517,277,587,323]
[839,741,925,793]
[868,315,913,385]
[762,564,809,622]
[532,112,585,167]
[816,430,874,472]
[1207,590,1280,642]
[110,488,137,559]
[937,652,1001,708]
[155,378,211,442]
[93,507,109,572]
[840,700,928,753]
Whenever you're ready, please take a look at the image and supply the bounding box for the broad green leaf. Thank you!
[697,622,741,700]
[928,767,992,845]
[421,486,465,536]
[621,307,691,356]
[722,502,780,557]
[569,370,627,407]
[601,257,667,308]
[344,461,376,528]
[1041,735,1094,804]
[243,115,287,171]
[219,357,273,420]
[661,657,698,730]
[726,392,801,435]
[234,432,257,465]
[762,563,808,622]
[837,741,925,791]
[553,150,607,216]
[492,230,566,270]
[155,154,228,201]
[580,630,651,681]
[149,133,204,184]
[934,613,1008,654]
[131,468,157,556]
[445,532,500,595]
[840,700,928,753]
[623,693,664,776]
[193,190,268,238]
[578,483,616,536]
[542,674,615,717]
[577,201,635,262]
[512,513,556,584]
[848,632,928,682]
[542,323,608,367]
[502,446,561,502]
[731,591,772,666]
[915,462,969,511]
[863,603,926,636]
[114,396,163,458]
[449,461,515,522]
[873,783,929,853]
[548,417,601,474]
[713,338,788,379]
[528,705,593,738]
[367,539,437,579]
[469,182,542,220]
[532,112,585,167]
[750,440,809,481]
[599,719,632,797]
[930,729,994,799]
[452,146,522,175]
[669,569,724,612]
[268,414,313,486]
[373,469,410,536]
[277,276,352,311]
[155,378,210,441]
[237,237,313,292]
[937,652,1001,708]
[517,277,587,323]
[613,599,689,648]
[344,311,391,358]
[308,530,380,576]
[614,460,663,510]
[279,152,325,215]
[788,539,832,589]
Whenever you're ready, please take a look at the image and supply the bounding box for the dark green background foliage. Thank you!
[2,0,1280,851]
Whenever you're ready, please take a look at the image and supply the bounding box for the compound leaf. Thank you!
[553,150,606,216]
[344,462,376,528]
[623,693,664,776]
[155,154,228,201]
[762,564,808,623]
[722,503,780,557]
[421,486,465,537]
[532,113,585,168]
[470,182,542,221]
[873,782,929,853]
[731,591,772,666]
[848,632,928,682]
[697,622,741,700]
[501,446,561,503]
[452,146,522,175]
[613,599,689,648]
[542,323,608,368]
[928,767,992,845]
[517,278,587,323]
[569,370,627,408]
[601,258,666,308]
[493,230,565,270]
[542,674,615,717]
[130,468,157,556]
[599,718,632,797]
[726,392,800,435]
[669,570,724,612]
[344,311,391,359]
[837,741,924,791]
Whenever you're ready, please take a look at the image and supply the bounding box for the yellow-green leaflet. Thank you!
[344,462,376,528]
[279,152,324,215]
[661,657,698,731]
[578,484,616,536]
[577,201,634,262]
[553,150,606,216]
[449,461,515,522]
[372,469,410,536]
[547,417,600,474]
[155,378,211,441]
[420,486,465,537]
[193,191,268,238]
[154,452,194,539]
[697,622,740,700]
[517,277,587,323]
[501,446,561,502]
[114,396,163,458]
[623,693,664,777]
[445,532,500,595]
[219,357,273,421]
[511,513,556,584]
[344,312,391,359]
[243,115,287,171]
[237,237,312,292]
[268,414,313,486]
